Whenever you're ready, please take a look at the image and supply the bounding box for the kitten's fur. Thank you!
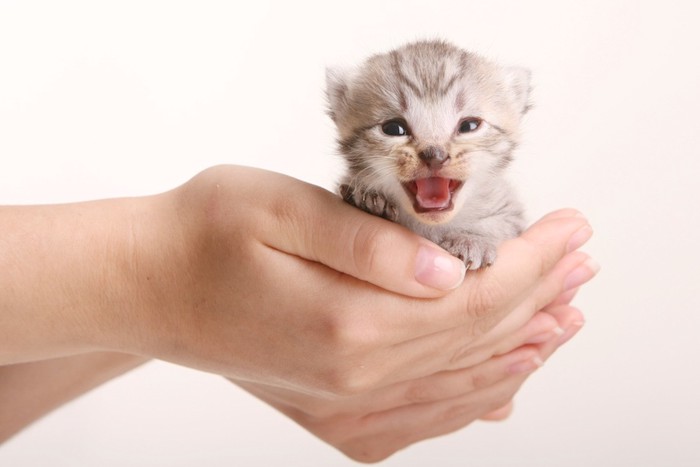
[327,40,530,268]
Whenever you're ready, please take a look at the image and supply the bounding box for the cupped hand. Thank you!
[106,165,595,399]
[230,300,585,463]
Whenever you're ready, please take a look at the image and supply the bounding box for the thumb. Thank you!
[263,178,466,298]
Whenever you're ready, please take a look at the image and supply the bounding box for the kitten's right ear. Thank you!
[503,66,532,115]
[325,67,351,122]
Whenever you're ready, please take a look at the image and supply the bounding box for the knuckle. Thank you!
[295,401,338,423]
[321,366,375,398]
[530,239,548,278]
[312,310,382,397]
[466,369,489,390]
[449,341,491,369]
[449,342,472,365]
[269,193,302,234]
[404,380,440,403]
[320,310,378,357]
[466,277,502,321]
[437,403,477,424]
[351,220,393,279]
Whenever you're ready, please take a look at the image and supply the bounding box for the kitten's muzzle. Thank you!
[418,146,449,170]
[403,177,463,214]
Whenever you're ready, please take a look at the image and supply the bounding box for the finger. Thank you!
[529,253,599,315]
[435,280,586,375]
[478,290,584,358]
[367,306,585,460]
[259,172,466,298]
[500,305,583,376]
[491,311,563,352]
[375,253,595,385]
[379,345,542,409]
[258,239,594,393]
[235,345,545,463]
[334,371,531,463]
[326,249,594,390]
[540,304,585,350]
[258,170,591,336]
[358,212,592,348]
[549,287,580,307]
[445,212,591,334]
[534,207,585,222]
[452,250,595,357]
[235,342,541,421]
[428,310,557,372]
[478,400,514,421]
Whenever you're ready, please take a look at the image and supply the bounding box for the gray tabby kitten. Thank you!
[327,40,531,269]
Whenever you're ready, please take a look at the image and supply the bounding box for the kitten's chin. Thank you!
[402,177,463,225]
[412,209,459,225]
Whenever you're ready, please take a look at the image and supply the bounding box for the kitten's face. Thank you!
[328,40,530,225]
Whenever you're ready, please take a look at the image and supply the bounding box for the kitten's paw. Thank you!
[340,184,398,222]
[439,234,498,270]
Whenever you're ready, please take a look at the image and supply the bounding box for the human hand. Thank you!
[230,301,586,463]
[0,164,596,453]
[103,166,595,397]
[1,165,594,395]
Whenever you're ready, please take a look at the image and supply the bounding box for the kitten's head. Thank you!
[327,40,530,225]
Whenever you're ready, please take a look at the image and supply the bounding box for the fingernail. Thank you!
[558,321,585,346]
[563,258,601,291]
[415,245,466,290]
[567,224,593,252]
[524,327,565,344]
[508,356,544,375]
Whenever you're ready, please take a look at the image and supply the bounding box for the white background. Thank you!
[1,1,699,466]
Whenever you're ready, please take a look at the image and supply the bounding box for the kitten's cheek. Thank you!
[414,245,467,290]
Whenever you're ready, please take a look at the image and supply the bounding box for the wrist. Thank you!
[92,190,201,360]
[0,193,188,363]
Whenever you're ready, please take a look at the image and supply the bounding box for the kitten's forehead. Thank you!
[328,40,527,138]
[363,41,501,123]
[404,92,462,143]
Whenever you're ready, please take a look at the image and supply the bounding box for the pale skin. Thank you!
[0,165,597,462]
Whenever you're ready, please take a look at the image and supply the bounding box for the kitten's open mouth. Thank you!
[403,177,463,213]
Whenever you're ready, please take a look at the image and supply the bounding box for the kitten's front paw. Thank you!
[439,234,498,270]
[340,184,398,222]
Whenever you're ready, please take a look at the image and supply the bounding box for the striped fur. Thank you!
[327,40,530,268]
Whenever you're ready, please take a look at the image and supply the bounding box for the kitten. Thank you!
[326,40,530,269]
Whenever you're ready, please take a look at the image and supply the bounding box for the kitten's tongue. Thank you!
[415,177,451,209]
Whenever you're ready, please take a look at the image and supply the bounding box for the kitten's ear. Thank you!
[325,66,352,122]
[504,67,532,115]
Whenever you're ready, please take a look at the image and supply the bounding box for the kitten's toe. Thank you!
[365,192,399,222]
[440,235,497,270]
[340,185,398,222]
[364,192,386,214]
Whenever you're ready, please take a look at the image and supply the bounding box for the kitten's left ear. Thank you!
[504,67,532,115]
[325,66,352,122]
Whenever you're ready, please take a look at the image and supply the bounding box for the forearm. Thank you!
[0,195,184,364]
[0,352,149,443]
[0,195,188,443]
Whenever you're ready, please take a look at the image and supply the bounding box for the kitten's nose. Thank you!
[418,146,449,170]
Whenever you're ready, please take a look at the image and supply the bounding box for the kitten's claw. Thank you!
[439,234,498,270]
[339,184,399,222]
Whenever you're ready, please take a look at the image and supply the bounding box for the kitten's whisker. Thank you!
[330,39,527,270]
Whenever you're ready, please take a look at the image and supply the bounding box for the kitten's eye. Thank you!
[458,118,482,134]
[381,120,410,137]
